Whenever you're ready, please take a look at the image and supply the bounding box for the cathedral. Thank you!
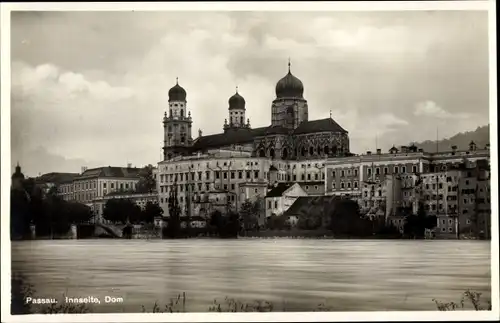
[162,61,350,161]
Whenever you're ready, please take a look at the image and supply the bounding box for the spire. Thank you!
[288,57,291,73]
[329,110,332,118]
[176,77,179,85]
[236,85,238,94]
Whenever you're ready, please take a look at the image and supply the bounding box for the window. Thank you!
[402,166,406,173]
[254,188,258,193]
[354,169,358,176]
[223,172,227,179]
[354,181,358,189]
[254,171,259,178]
[268,201,271,208]
[332,171,336,177]
[314,185,318,190]
[367,169,372,176]
[341,170,345,177]
[347,182,351,189]
[375,168,380,175]
[394,167,399,174]
[231,171,235,179]
[305,186,309,190]
[384,167,388,175]
[307,174,311,181]
[341,182,345,189]
[274,201,278,208]
[448,227,453,232]
[332,183,336,189]
[412,166,417,173]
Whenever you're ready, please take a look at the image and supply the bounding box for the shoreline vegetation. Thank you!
[11,276,491,314]
[11,171,490,241]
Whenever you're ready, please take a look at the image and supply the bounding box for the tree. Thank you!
[164,182,181,238]
[403,202,437,239]
[64,202,93,224]
[10,188,32,240]
[103,199,140,224]
[266,214,287,230]
[329,198,371,237]
[142,201,163,224]
[239,199,261,231]
[136,164,156,193]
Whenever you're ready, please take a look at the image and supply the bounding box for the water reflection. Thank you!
[11,239,491,312]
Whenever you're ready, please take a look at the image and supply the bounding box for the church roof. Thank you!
[79,166,141,179]
[293,118,347,135]
[191,118,347,151]
[192,127,268,150]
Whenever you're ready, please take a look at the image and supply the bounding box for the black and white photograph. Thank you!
[1,1,498,322]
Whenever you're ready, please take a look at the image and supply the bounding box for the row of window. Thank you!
[160,170,261,183]
[163,161,261,172]
[267,199,280,210]
[332,181,359,190]
[366,165,418,176]
[60,181,136,193]
[159,193,237,205]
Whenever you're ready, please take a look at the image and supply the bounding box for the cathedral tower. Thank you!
[271,60,308,130]
[163,78,193,160]
[224,87,250,131]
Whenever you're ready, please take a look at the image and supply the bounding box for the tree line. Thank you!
[10,180,93,240]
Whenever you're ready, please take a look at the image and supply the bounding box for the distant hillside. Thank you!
[413,125,490,153]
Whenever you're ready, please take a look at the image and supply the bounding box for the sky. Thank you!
[10,10,490,176]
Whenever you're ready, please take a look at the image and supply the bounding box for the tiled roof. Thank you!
[297,181,324,186]
[192,127,267,151]
[283,195,342,217]
[79,166,141,179]
[265,183,293,198]
[36,172,80,184]
[191,118,347,151]
[293,118,347,135]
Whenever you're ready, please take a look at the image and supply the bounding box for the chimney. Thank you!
[81,166,87,174]
[376,149,381,155]
[127,163,132,168]
[198,129,203,138]
[451,145,457,154]
[366,151,372,155]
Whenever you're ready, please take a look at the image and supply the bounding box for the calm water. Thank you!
[11,239,491,312]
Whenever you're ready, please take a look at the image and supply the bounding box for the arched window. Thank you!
[269,149,275,159]
[331,146,338,156]
[282,148,289,160]
[324,146,330,155]
[309,146,314,156]
[240,116,244,124]
[169,109,173,116]
[180,110,184,117]
[259,149,266,157]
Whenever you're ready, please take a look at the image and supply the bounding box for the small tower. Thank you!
[163,78,193,161]
[11,162,25,190]
[224,86,248,132]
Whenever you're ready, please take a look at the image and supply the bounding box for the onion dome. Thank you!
[168,77,187,102]
[228,87,245,110]
[275,60,304,99]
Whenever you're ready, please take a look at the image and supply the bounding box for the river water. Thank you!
[11,239,491,313]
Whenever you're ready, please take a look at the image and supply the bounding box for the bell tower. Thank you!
[163,78,193,160]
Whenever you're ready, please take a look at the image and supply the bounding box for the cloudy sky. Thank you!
[10,10,490,176]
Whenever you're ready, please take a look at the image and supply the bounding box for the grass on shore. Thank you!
[12,275,491,314]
